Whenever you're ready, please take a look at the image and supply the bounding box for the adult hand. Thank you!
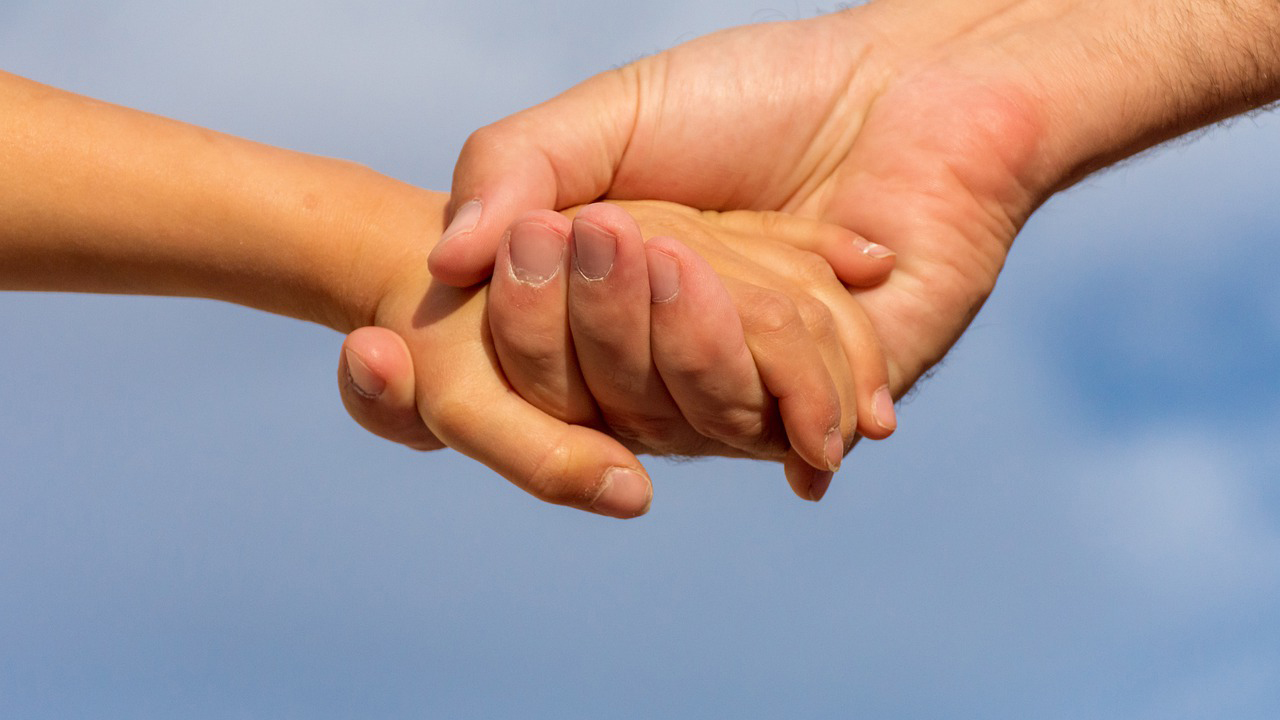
[427,3,1038,397]
[427,0,1280,395]
[344,0,1280,490]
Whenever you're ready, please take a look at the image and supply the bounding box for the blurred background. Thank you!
[2,1,1278,717]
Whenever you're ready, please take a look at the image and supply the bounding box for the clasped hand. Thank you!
[341,197,897,518]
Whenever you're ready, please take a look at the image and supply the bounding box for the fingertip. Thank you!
[776,401,841,474]
[857,384,898,441]
[591,466,654,519]
[826,230,896,288]
[644,241,682,303]
[342,327,414,398]
[784,450,832,502]
[643,236,718,305]
[825,426,846,472]
[854,234,897,262]
[442,115,589,286]
[339,327,445,451]
[809,470,834,503]
[343,346,385,399]
[427,238,496,287]
[771,355,845,472]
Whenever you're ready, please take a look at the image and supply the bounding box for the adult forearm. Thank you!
[0,71,435,332]
[857,0,1280,192]
[1026,0,1278,187]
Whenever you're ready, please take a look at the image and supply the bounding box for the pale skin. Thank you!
[344,0,1280,477]
[0,71,895,517]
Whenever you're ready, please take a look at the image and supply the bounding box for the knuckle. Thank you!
[653,330,727,377]
[602,407,685,452]
[460,122,511,157]
[425,393,598,510]
[522,431,594,508]
[504,337,565,378]
[742,289,803,339]
[689,405,785,456]
[793,294,837,339]
[791,251,841,288]
[660,344,715,377]
[530,387,598,425]
[492,321,568,379]
[417,386,477,441]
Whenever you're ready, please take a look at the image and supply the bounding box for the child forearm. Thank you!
[0,70,438,332]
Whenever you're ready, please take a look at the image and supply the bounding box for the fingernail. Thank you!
[873,385,897,431]
[824,427,844,472]
[573,220,616,281]
[591,467,652,518]
[508,221,565,286]
[345,348,385,399]
[854,236,895,259]
[440,199,483,246]
[809,470,834,502]
[646,250,680,302]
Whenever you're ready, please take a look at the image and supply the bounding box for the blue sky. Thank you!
[2,1,1278,718]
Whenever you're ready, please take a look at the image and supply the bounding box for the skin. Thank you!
[0,71,894,518]
[485,202,897,500]
[344,0,1280,476]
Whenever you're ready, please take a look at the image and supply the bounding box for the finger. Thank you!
[644,236,788,459]
[814,227,895,287]
[784,449,834,502]
[727,277,849,475]
[718,211,896,287]
[431,71,639,287]
[567,204,692,452]
[761,253,897,443]
[339,326,444,452]
[722,235,896,443]
[488,211,598,425]
[411,281,652,518]
[835,294,897,441]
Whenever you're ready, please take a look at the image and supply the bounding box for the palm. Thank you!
[601,13,1047,392]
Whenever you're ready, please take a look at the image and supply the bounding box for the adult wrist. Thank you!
[845,0,1280,197]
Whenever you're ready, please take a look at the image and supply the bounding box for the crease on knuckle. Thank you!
[691,406,770,451]
[741,289,803,341]
[792,295,841,351]
[792,250,841,289]
[602,408,685,453]
[522,428,596,508]
[417,386,478,446]
[525,385,596,426]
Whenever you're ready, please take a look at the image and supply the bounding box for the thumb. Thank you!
[339,326,444,452]
[429,69,639,287]
[410,281,653,518]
